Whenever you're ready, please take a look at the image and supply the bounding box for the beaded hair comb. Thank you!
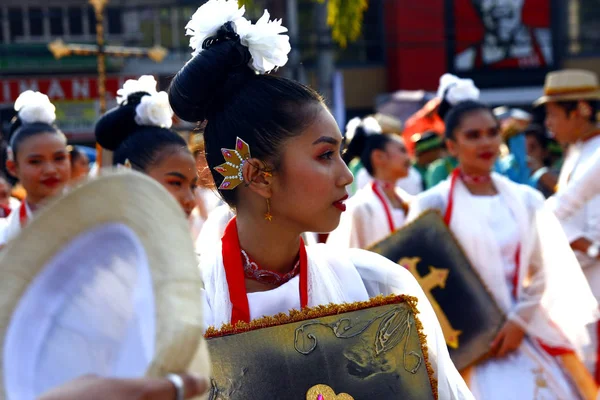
[213,137,251,190]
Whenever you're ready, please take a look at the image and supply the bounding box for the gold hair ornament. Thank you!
[214,137,251,190]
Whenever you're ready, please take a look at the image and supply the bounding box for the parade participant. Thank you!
[346,117,422,196]
[0,91,70,246]
[0,173,19,218]
[408,99,598,399]
[425,74,479,188]
[189,140,223,241]
[547,146,600,221]
[39,374,209,400]
[169,1,473,397]
[537,69,600,380]
[524,123,558,197]
[95,75,197,218]
[412,130,444,188]
[328,123,412,249]
[67,145,91,182]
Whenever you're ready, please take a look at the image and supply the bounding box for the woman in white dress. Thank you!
[95,76,197,219]
[407,100,598,399]
[328,120,412,249]
[1,91,71,246]
[168,1,472,398]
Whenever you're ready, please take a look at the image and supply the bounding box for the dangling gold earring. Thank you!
[264,198,273,222]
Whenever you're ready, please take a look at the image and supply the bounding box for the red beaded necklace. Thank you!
[241,249,301,286]
[459,170,492,185]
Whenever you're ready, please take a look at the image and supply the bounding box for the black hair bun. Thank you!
[95,93,148,151]
[169,39,253,123]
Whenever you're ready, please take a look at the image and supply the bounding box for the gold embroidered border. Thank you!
[205,294,438,400]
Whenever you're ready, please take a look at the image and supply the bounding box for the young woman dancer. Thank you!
[95,76,198,218]
[0,91,70,245]
[168,1,473,397]
[407,100,598,399]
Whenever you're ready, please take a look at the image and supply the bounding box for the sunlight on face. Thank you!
[146,147,198,217]
[13,133,70,204]
[270,105,354,234]
[447,109,501,176]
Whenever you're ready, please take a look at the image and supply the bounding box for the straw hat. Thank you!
[0,170,209,399]
[535,69,600,106]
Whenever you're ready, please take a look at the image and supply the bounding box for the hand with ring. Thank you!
[37,373,209,400]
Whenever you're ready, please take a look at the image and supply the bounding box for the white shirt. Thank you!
[555,135,600,298]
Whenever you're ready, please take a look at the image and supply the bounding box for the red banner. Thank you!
[0,76,134,104]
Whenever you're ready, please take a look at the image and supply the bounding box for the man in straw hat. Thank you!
[536,68,600,381]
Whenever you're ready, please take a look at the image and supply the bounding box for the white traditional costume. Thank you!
[547,145,600,221]
[0,202,31,247]
[355,166,423,196]
[328,181,412,249]
[552,135,600,377]
[407,170,598,399]
[189,187,223,242]
[200,217,474,399]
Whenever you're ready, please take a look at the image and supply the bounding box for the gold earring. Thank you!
[264,198,273,222]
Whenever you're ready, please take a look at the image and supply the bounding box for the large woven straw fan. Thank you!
[0,170,210,399]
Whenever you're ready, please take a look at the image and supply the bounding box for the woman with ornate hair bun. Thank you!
[407,99,598,399]
[95,75,198,219]
[327,116,412,249]
[169,1,473,398]
[0,91,71,246]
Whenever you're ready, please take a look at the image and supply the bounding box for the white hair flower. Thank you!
[185,1,290,74]
[361,116,382,135]
[14,90,56,125]
[237,11,291,74]
[117,75,159,105]
[437,73,480,105]
[186,0,246,57]
[345,116,381,142]
[135,91,174,129]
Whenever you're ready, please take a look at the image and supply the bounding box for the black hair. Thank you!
[554,100,599,123]
[344,128,394,176]
[68,145,86,164]
[95,92,188,171]
[168,26,325,207]
[8,116,64,161]
[444,100,495,140]
[524,124,549,148]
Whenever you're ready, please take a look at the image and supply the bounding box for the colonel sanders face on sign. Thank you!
[473,0,525,44]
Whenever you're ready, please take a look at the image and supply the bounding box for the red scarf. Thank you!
[19,202,29,227]
[221,217,308,324]
[371,181,407,234]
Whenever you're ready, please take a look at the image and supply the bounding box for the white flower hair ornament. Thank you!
[14,90,56,125]
[345,116,382,142]
[437,73,480,105]
[135,92,174,129]
[116,75,159,105]
[186,0,291,74]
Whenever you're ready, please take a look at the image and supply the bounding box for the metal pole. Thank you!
[90,0,111,167]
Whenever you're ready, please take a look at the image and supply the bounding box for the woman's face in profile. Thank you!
[269,105,354,234]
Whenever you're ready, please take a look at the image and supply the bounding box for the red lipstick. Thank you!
[333,195,348,212]
[41,177,61,187]
[478,152,495,160]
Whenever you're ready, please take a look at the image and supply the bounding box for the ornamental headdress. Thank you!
[7,90,58,161]
[185,0,291,189]
[116,75,173,129]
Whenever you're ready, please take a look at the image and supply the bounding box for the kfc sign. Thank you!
[0,76,133,104]
[449,0,555,72]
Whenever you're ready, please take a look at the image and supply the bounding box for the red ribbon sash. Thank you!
[221,217,308,324]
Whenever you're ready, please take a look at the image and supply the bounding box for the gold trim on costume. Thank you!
[205,294,438,400]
